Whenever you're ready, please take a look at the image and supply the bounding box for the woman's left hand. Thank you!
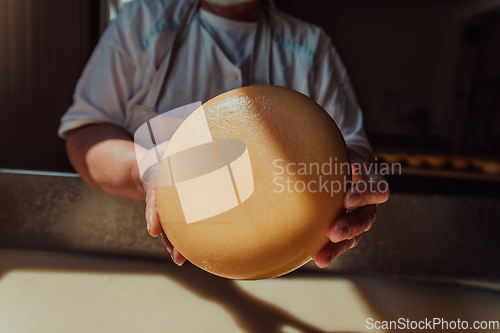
[313,147,390,268]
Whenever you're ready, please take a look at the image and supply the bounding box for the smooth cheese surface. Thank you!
[157,85,350,280]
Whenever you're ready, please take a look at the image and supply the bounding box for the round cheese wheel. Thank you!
[157,85,350,280]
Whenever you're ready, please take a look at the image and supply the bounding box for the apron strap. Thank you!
[248,3,272,85]
[142,0,200,111]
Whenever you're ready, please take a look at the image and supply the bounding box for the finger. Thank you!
[345,178,390,210]
[161,232,174,254]
[348,148,371,184]
[145,205,163,236]
[161,233,186,266]
[350,234,362,249]
[350,163,365,184]
[171,248,186,266]
[145,188,163,237]
[329,205,376,243]
[313,238,356,268]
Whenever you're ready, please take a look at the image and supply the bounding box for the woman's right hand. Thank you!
[144,182,186,266]
[137,141,186,266]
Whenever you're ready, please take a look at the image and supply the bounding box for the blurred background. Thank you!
[1,0,499,195]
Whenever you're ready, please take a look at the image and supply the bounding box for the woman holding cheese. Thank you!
[60,0,389,270]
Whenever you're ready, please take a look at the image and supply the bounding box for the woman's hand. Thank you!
[313,147,390,268]
[65,124,186,266]
[138,141,186,266]
[144,181,186,266]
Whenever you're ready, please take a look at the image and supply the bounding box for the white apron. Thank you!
[126,0,273,135]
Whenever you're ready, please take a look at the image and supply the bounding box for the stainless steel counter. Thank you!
[1,169,499,282]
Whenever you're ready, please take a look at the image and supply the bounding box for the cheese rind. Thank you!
[157,85,350,280]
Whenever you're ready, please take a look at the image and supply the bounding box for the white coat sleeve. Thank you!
[58,24,135,139]
[311,36,372,152]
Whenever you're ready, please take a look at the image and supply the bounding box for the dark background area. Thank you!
[274,0,500,155]
[0,0,499,195]
[0,0,100,172]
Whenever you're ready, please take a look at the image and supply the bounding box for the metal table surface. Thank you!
[1,169,499,282]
